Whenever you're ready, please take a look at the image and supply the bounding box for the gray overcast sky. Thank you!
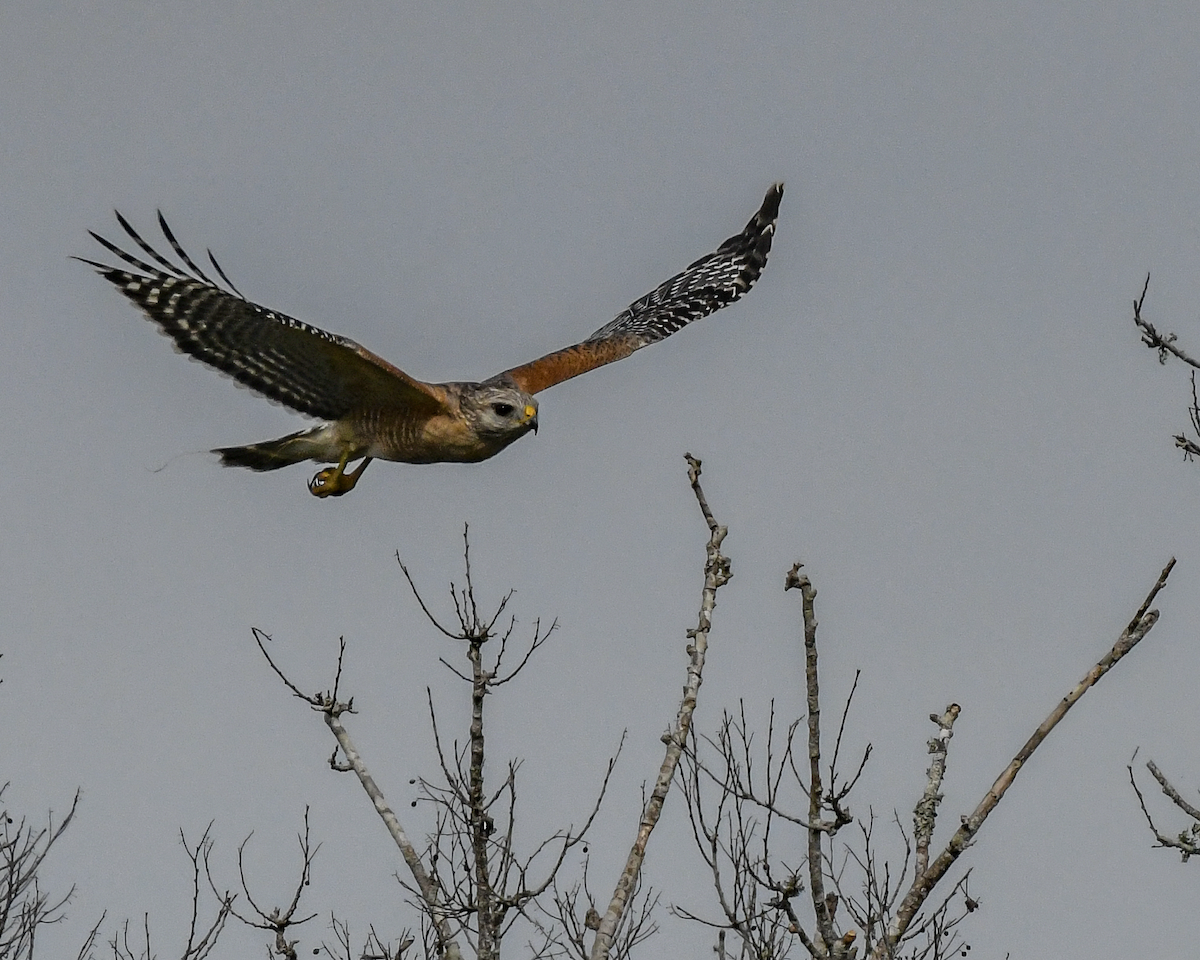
[3,2,1200,957]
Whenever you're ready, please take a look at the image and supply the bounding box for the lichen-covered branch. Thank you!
[322,699,463,960]
[913,704,960,880]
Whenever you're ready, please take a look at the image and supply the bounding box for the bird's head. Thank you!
[467,383,539,440]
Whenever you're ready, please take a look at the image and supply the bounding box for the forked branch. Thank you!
[106,825,232,960]
[1129,755,1200,861]
[253,629,464,960]
[0,784,81,960]
[876,558,1175,956]
[1131,276,1200,457]
[1133,274,1200,368]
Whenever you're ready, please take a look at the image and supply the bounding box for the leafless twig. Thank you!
[320,916,415,960]
[104,826,231,960]
[1129,754,1200,862]
[1133,274,1200,368]
[679,550,1172,960]
[253,629,464,960]
[400,532,614,960]
[258,529,618,959]
[215,813,316,959]
[0,784,80,960]
[1131,276,1200,457]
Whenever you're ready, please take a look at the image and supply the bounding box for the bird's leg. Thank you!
[309,453,373,498]
[339,456,373,492]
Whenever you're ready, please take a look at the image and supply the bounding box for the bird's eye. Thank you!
[491,402,515,417]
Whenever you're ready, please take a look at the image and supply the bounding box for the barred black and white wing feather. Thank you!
[80,213,449,421]
[498,183,782,394]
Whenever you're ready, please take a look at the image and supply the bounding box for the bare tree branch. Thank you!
[678,546,1172,960]
[176,825,232,960]
[403,541,615,957]
[221,813,316,958]
[102,827,231,960]
[677,555,872,960]
[256,530,623,959]
[913,704,960,881]
[321,916,415,960]
[253,629,464,960]
[0,784,80,960]
[1145,759,1200,822]
[876,558,1174,956]
[1133,274,1200,368]
[1129,755,1200,861]
[589,454,731,960]
[785,562,837,953]
[1131,276,1200,456]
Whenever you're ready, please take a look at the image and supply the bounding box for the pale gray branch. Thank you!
[589,454,730,960]
[913,705,960,880]
[876,558,1174,957]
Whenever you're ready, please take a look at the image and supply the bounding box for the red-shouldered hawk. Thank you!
[81,184,783,497]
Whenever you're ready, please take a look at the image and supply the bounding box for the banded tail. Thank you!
[214,426,333,471]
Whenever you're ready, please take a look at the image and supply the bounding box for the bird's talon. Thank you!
[308,455,371,498]
[309,467,342,498]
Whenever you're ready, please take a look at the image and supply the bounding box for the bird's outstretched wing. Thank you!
[496,183,783,395]
[80,213,450,421]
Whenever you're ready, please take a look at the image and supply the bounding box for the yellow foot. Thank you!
[308,454,373,498]
[308,466,347,497]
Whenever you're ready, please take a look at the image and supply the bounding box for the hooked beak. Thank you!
[524,404,538,434]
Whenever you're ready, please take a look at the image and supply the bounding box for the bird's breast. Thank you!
[342,409,519,464]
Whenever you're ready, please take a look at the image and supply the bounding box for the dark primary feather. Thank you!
[587,182,783,345]
[499,182,783,395]
[81,213,447,420]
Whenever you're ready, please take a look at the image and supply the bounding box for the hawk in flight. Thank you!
[83,184,783,497]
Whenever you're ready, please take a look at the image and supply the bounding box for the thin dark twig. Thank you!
[1129,755,1200,861]
[1175,372,1200,459]
[493,618,559,686]
[397,554,463,640]
[253,628,314,703]
[1132,274,1200,367]
[829,670,861,780]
